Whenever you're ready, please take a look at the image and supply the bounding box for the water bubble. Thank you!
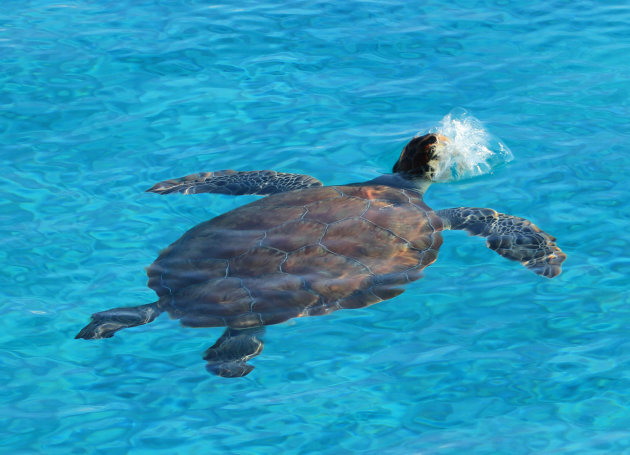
[422,108,513,182]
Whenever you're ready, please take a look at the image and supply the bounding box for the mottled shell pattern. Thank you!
[147,184,443,329]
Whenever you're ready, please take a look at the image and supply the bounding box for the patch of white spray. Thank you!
[423,108,513,182]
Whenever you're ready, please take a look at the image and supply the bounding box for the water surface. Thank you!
[2,1,630,453]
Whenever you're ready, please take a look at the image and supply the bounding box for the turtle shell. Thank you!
[146,185,443,329]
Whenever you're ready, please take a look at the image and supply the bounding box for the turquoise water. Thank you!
[2,0,630,453]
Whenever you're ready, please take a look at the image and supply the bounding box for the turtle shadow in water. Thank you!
[76,133,566,378]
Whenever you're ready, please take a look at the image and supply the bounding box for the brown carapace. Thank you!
[147,185,443,330]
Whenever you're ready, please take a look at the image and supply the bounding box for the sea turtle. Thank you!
[76,134,566,377]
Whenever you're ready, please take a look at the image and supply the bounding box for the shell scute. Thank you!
[167,227,264,260]
[253,288,318,314]
[229,247,286,277]
[303,196,369,224]
[421,248,440,267]
[338,289,382,309]
[172,277,251,317]
[339,185,411,204]
[147,259,228,297]
[429,213,444,232]
[245,274,319,314]
[211,205,305,231]
[362,200,436,250]
[322,218,423,275]
[283,245,373,301]
[261,220,325,252]
[371,286,405,301]
[247,275,320,324]
[257,186,340,207]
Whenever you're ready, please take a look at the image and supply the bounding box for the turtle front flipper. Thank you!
[75,302,162,339]
[147,170,323,196]
[203,327,265,378]
[436,207,566,278]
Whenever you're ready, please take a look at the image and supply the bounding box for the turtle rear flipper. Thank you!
[147,170,322,196]
[75,302,162,339]
[203,327,265,378]
[436,207,566,278]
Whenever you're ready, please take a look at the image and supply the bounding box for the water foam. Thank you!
[424,108,513,182]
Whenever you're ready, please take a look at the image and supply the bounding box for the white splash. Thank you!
[424,108,513,182]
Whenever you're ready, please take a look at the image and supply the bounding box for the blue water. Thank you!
[2,0,630,453]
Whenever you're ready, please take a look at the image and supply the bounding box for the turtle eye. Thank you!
[414,134,438,162]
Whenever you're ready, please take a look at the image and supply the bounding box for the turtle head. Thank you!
[393,133,449,180]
